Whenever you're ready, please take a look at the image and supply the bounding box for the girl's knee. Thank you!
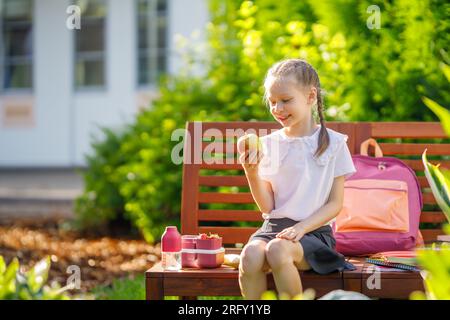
[240,241,267,274]
[265,239,298,269]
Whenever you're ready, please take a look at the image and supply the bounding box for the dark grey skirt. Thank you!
[248,217,356,275]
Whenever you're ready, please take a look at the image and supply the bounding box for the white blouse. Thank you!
[257,125,357,224]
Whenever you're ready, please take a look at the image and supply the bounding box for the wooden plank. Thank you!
[353,122,372,155]
[361,276,424,299]
[342,278,362,294]
[148,262,241,278]
[198,226,258,244]
[371,122,446,138]
[202,141,237,153]
[422,192,437,205]
[200,163,243,170]
[181,122,200,236]
[420,229,443,242]
[199,175,248,187]
[201,121,361,137]
[201,121,281,138]
[417,176,429,188]
[342,257,365,295]
[198,210,262,222]
[198,192,255,204]
[361,262,424,299]
[146,275,164,300]
[377,143,450,155]
[147,262,339,279]
[162,272,342,298]
[201,122,356,137]
[401,159,450,172]
[164,277,242,296]
[336,123,357,154]
[420,211,446,223]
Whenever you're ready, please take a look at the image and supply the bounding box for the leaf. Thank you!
[439,62,450,82]
[27,256,51,294]
[422,97,450,137]
[0,258,19,299]
[443,223,450,236]
[422,149,450,223]
[0,256,5,274]
[5,258,19,284]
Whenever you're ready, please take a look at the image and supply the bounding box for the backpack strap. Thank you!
[360,138,384,158]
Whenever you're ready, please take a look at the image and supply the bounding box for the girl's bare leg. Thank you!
[238,240,270,300]
[265,239,311,298]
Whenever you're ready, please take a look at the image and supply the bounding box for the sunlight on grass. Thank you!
[91,275,242,300]
[92,275,145,300]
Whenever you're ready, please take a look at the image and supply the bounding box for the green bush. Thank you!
[306,0,450,120]
[75,127,127,230]
[0,256,71,300]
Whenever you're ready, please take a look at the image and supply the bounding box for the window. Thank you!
[136,0,168,86]
[0,0,33,90]
[74,0,106,89]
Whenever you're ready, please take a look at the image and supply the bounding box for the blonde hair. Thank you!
[263,58,330,158]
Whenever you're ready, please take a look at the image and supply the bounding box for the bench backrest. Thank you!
[181,121,449,246]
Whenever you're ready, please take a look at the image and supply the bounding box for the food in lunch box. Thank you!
[198,233,221,240]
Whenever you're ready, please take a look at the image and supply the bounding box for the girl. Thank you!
[238,59,357,300]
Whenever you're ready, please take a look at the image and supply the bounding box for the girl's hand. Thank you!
[238,149,263,176]
[276,223,306,242]
[237,134,263,175]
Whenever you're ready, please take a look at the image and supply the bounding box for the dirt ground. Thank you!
[0,218,160,293]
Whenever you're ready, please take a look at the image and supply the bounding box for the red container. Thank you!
[196,248,225,268]
[181,235,225,269]
[181,235,198,268]
[196,237,222,250]
[161,226,182,252]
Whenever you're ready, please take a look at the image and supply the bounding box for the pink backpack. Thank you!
[332,138,424,256]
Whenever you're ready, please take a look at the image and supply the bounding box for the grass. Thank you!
[91,275,242,300]
[92,274,146,300]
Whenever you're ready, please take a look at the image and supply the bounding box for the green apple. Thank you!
[237,133,262,155]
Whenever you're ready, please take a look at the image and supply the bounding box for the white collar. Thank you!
[278,125,321,142]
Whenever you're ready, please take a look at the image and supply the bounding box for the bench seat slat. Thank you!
[200,163,243,170]
[402,159,450,172]
[198,209,446,223]
[199,175,248,186]
[198,192,255,203]
[378,143,450,155]
[420,211,447,223]
[198,209,261,221]
[420,229,444,243]
[371,122,447,138]
[198,190,439,205]
[198,226,257,244]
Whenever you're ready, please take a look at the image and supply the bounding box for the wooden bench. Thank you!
[146,121,449,300]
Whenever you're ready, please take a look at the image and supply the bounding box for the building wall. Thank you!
[0,0,72,166]
[0,0,209,167]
